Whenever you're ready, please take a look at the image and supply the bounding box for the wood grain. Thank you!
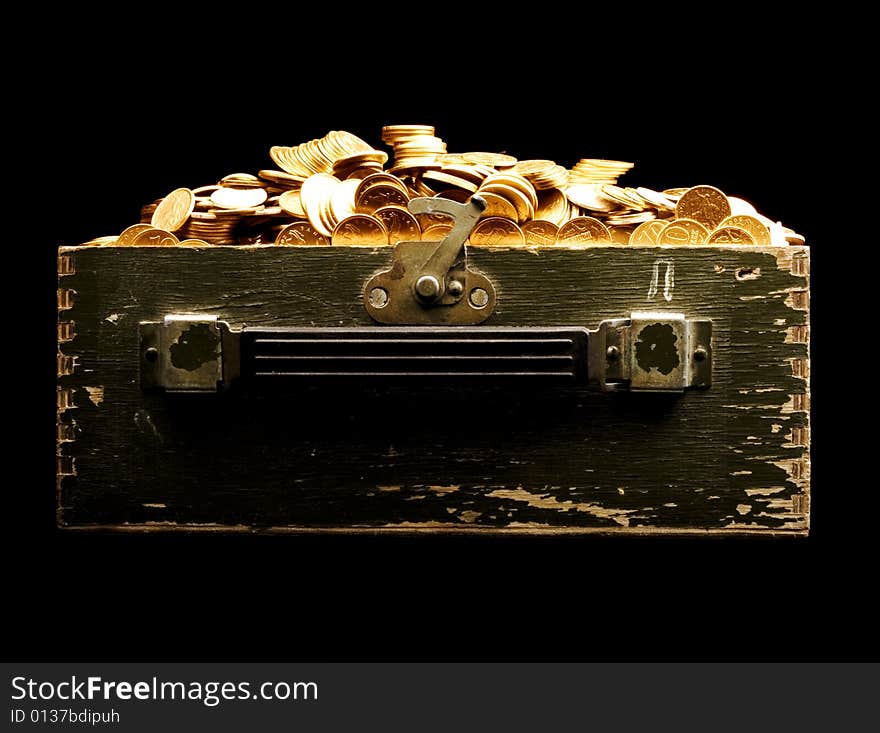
[57,244,810,534]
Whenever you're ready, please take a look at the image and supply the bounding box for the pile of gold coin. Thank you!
[86,125,805,247]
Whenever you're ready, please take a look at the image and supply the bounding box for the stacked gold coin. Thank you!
[91,124,804,247]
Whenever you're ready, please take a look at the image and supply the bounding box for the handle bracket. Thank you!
[140,313,711,394]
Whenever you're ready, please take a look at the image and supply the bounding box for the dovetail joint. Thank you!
[58,288,75,311]
[791,357,810,380]
[57,455,76,477]
[57,353,76,377]
[58,254,75,276]
[58,320,75,343]
[57,422,76,442]
[790,426,809,447]
[789,289,809,310]
[791,252,809,277]
[791,493,809,515]
[57,387,75,412]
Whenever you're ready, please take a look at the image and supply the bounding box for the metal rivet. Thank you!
[694,347,708,362]
[415,275,441,301]
[469,288,489,308]
[369,287,389,308]
[606,346,620,362]
[145,347,159,363]
[447,279,464,297]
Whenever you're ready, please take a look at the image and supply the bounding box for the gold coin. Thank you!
[535,189,569,226]
[707,226,755,244]
[130,228,179,246]
[565,184,614,212]
[151,187,195,232]
[675,185,731,229]
[300,173,340,237]
[356,172,410,197]
[462,152,518,167]
[608,227,632,245]
[356,184,409,213]
[330,178,359,223]
[421,224,453,240]
[476,192,518,220]
[470,217,525,246]
[117,223,154,245]
[522,220,559,246]
[276,221,330,245]
[514,159,556,176]
[557,216,612,244]
[210,186,268,209]
[178,239,211,247]
[278,189,306,218]
[422,169,480,193]
[656,218,710,244]
[478,181,533,223]
[628,219,669,245]
[374,206,421,243]
[718,214,771,245]
[331,214,388,245]
[81,235,118,246]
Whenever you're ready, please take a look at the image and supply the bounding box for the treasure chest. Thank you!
[56,130,810,535]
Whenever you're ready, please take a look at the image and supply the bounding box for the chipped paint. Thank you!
[771,424,783,433]
[731,470,753,476]
[425,485,460,495]
[745,487,785,497]
[736,504,751,515]
[735,267,761,281]
[104,313,122,324]
[785,325,809,344]
[377,485,401,492]
[142,503,167,509]
[459,510,482,523]
[485,486,635,527]
[83,386,104,406]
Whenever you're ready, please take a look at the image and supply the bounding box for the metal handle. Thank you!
[140,313,711,393]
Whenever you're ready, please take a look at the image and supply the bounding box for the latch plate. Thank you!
[140,315,223,392]
[596,312,712,392]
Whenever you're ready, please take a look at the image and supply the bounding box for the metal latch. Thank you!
[139,313,711,393]
[362,196,497,325]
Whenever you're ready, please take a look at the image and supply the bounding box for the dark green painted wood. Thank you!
[57,244,810,533]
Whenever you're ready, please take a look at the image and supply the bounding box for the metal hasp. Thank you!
[140,313,710,393]
[594,312,712,392]
[363,196,497,325]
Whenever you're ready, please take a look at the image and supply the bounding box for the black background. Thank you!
[7,13,872,661]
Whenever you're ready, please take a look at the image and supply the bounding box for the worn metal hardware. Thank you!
[362,196,497,325]
[593,312,712,392]
[140,313,711,393]
[139,315,223,392]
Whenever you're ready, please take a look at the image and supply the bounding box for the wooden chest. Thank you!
[56,242,810,535]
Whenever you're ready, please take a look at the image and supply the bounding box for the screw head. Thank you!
[369,287,389,308]
[694,347,708,362]
[415,275,441,301]
[469,287,489,308]
[606,345,620,362]
[447,279,464,297]
[145,347,159,363]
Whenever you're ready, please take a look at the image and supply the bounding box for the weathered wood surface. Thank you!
[57,244,810,534]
